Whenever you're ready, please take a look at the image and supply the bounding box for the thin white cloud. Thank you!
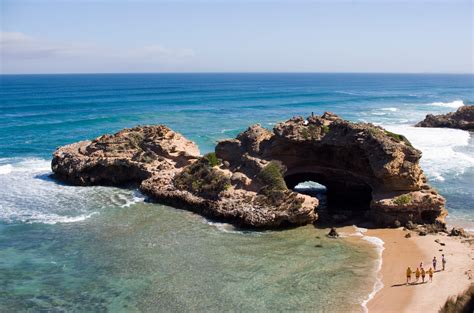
[0,31,195,71]
[132,45,196,59]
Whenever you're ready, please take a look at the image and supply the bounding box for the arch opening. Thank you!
[285,172,372,216]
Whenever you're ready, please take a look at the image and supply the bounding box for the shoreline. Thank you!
[364,227,473,313]
[359,231,385,313]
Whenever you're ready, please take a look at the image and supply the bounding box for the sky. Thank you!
[0,0,473,74]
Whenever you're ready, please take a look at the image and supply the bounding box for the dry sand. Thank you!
[366,228,474,313]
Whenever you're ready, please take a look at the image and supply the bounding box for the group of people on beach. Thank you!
[406,254,446,285]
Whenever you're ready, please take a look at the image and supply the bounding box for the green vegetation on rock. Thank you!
[301,128,310,139]
[257,161,288,196]
[321,125,330,134]
[384,130,413,147]
[205,152,220,167]
[174,158,230,199]
[300,124,327,139]
[367,127,413,147]
[127,131,145,149]
[393,194,412,205]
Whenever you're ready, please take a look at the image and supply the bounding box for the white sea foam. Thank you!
[428,100,465,109]
[207,221,237,233]
[206,220,250,234]
[122,191,147,208]
[360,234,385,313]
[0,157,144,225]
[384,125,474,180]
[355,227,368,233]
[0,205,98,224]
[205,219,268,236]
[335,90,363,96]
[370,107,398,116]
[0,164,13,175]
[294,181,326,190]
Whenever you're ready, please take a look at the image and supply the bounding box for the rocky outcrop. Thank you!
[52,125,200,185]
[216,112,446,227]
[416,105,474,131]
[52,125,317,228]
[52,113,447,228]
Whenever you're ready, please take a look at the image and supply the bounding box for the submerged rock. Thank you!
[415,105,474,131]
[327,227,339,238]
[52,113,447,228]
[449,227,469,238]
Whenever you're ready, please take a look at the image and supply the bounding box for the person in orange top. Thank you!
[428,267,434,282]
[406,266,412,285]
[415,267,421,282]
[421,267,426,283]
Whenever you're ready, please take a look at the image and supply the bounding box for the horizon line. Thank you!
[1,71,473,76]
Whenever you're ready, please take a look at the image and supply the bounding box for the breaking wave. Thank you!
[427,100,465,109]
[383,125,474,182]
[0,158,145,224]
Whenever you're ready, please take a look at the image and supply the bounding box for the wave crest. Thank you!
[428,100,465,108]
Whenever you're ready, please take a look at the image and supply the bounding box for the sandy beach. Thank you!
[366,228,474,313]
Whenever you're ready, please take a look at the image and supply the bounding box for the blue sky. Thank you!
[0,0,472,74]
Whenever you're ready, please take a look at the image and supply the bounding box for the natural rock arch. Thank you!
[52,112,447,228]
[284,170,373,212]
[215,112,447,227]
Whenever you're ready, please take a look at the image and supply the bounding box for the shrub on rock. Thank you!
[257,161,287,196]
[174,158,230,200]
[205,152,220,167]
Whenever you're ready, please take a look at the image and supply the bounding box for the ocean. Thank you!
[0,73,473,311]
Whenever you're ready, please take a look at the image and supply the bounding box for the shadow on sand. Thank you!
[391,281,431,287]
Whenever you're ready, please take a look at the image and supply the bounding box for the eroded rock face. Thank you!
[415,105,474,131]
[52,125,200,185]
[52,124,318,228]
[216,113,447,227]
[52,113,447,228]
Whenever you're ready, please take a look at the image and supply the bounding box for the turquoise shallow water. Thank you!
[0,206,378,312]
[0,73,473,311]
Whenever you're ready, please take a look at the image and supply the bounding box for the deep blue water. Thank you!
[0,73,473,311]
[1,73,473,157]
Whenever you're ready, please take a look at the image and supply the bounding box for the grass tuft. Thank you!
[393,194,412,205]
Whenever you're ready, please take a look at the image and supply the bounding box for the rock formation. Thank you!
[416,105,474,131]
[52,113,447,228]
[52,125,317,228]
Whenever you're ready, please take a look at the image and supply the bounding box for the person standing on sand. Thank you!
[415,267,421,283]
[433,256,437,271]
[421,267,426,283]
[428,267,433,282]
[406,266,412,285]
[442,254,446,271]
